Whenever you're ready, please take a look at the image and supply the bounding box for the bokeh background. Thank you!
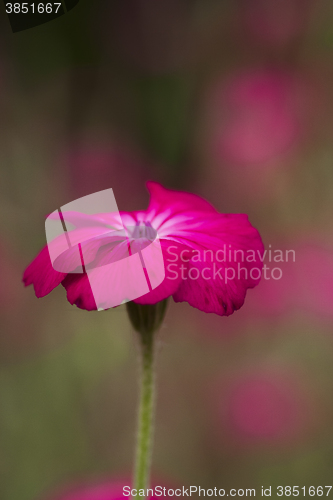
[1,1,333,499]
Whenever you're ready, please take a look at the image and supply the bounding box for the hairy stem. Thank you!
[134,327,155,492]
[126,299,168,495]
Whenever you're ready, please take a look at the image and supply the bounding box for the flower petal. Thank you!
[172,214,264,316]
[133,240,188,305]
[144,181,217,230]
[23,246,67,297]
[61,273,97,311]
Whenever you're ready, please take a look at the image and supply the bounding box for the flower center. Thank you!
[128,221,157,241]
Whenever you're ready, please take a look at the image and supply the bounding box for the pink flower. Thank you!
[200,69,319,206]
[210,70,302,165]
[216,368,318,448]
[23,182,263,316]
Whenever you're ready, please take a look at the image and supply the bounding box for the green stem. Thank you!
[126,299,168,495]
[134,327,155,493]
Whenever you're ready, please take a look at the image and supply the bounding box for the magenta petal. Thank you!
[133,240,188,305]
[62,273,97,311]
[172,257,246,316]
[146,181,218,219]
[23,246,67,298]
[172,214,264,316]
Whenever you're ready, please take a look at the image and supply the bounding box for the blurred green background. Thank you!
[1,1,333,499]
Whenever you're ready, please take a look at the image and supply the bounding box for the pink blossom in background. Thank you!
[23,182,264,316]
[217,369,317,448]
[238,0,314,49]
[199,68,319,208]
[210,70,303,166]
[65,143,150,211]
